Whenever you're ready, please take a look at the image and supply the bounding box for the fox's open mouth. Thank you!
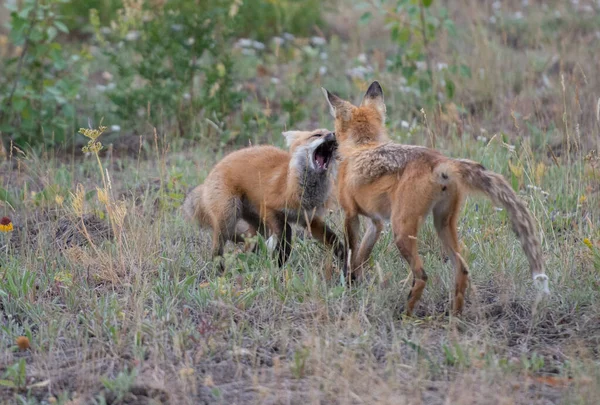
[313,138,337,171]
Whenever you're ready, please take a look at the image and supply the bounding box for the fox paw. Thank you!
[533,274,550,294]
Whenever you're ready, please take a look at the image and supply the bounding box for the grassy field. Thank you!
[1,0,600,404]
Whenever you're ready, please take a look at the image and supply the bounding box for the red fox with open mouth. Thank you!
[183,129,345,272]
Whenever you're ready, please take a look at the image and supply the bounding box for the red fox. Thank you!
[321,81,549,315]
[183,129,345,271]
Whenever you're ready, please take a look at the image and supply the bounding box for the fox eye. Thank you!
[311,133,322,138]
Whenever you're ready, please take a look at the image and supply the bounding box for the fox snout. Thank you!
[324,132,336,143]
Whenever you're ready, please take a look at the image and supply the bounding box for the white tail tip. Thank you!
[266,235,277,253]
[533,274,550,294]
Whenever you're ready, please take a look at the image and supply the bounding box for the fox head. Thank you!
[282,128,338,175]
[321,81,388,149]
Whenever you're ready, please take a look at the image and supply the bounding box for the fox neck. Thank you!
[337,126,388,158]
[287,156,333,210]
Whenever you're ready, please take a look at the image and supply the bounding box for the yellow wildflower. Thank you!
[583,238,593,249]
[0,216,13,232]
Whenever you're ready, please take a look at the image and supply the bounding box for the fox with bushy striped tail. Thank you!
[322,81,549,315]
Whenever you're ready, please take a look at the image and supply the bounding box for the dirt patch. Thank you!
[5,210,112,252]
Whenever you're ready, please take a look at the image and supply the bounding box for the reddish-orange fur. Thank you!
[183,129,345,271]
[322,82,548,315]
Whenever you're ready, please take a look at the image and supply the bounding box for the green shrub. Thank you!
[0,0,87,150]
[91,0,242,137]
[233,0,325,41]
[361,0,467,107]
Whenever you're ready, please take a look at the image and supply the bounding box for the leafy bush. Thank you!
[0,0,330,149]
[0,0,87,149]
[361,0,468,106]
[233,0,326,41]
[91,0,242,137]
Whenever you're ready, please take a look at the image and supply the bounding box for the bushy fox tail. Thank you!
[451,159,549,291]
[182,184,211,227]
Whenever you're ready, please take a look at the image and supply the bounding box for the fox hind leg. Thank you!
[393,220,427,316]
[263,210,292,267]
[391,186,435,316]
[433,194,469,314]
[209,197,243,272]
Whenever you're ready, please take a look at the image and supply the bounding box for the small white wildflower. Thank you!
[436,62,448,71]
[186,37,195,46]
[272,36,284,46]
[236,38,253,48]
[386,59,393,67]
[125,31,140,41]
[542,74,552,88]
[252,40,265,50]
[183,93,191,100]
[401,120,410,129]
[492,1,501,10]
[319,66,327,76]
[477,136,488,143]
[101,71,113,81]
[507,144,516,152]
[358,53,367,64]
[346,65,373,79]
[320,52,328,60]
[514,11,523,20]
[241,48,256,56]
[494,207,503,212]
[283,32,295,41]
[270,77,280,84]
[110,125,121,132]
[489,16,497,24]
[106,83,116,91]
[171,24,183,32]
[100,27,112,35]
[311,36,326,46]
[96,84,107,92]
[302,45,318,57]
[415,61,427,71]
[399,76,407,85]
[76,94,81,100]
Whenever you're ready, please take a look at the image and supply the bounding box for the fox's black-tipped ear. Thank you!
[361,81,386,120]
[321,87,351,120]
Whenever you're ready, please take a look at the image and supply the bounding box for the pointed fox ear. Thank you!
[321,87,352,121]
[282,130,303,147]
[361,81,386,120]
